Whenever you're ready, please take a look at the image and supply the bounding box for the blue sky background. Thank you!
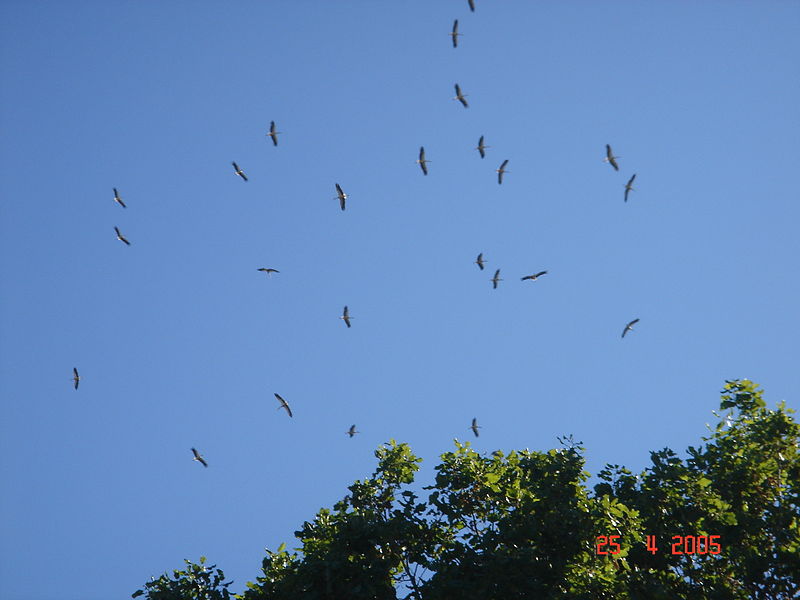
[1,1,798,598]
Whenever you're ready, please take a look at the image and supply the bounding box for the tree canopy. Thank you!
[134,380,799,599]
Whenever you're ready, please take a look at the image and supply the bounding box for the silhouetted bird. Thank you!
[340,305,352,328]
[453,84,469,108]
[232,161,248,181]
[72,367,80,390]
[475,253,486,270]
[274,393,293,417]
[624,174,636,202]
[346,424,359,438]
[257,268,279,277]
[267,121,282,146]
[191,448,208,468]
[470,418,481,437]
[621,318,640,338]
[113,188,126,208]
[604,145,620,171]
[450,20,461,48]
[491,269,502,289]
[476,135,489,158]
[335,183,347,211]
[521,271,547,281]
[114,226,130,246]
[417,146,430,175]
[496,159,509,184]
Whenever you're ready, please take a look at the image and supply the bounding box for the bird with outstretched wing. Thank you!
[274,393,293,417]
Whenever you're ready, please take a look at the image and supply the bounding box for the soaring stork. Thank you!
[335,183,347,211]
[72,367,80,390]
[453,84,469,108]
[624,174,636,202]
[257,268,280,277]
[496,159,509,184]
[621,318,640,338]
[475,253,486,270]
[346,424,359,438]
[416,146,430,175]
[191,448,208,468]
[476,135,489,158]
[113,188,126,208]
[470,418,481,437]
[274,393,293,417]
[604,145,620,171]
[491,269,502,289]
[267,121,282,146]
[114,226,131,246]
[232,161,248,181]
[340,305,352,328]
[450,20,462,48]
[521,271,548,281]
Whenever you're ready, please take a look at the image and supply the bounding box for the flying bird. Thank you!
[274,393,293,417]
[468,0,475,12]
[113,188,126,208]
[72,367,80,390]
[476,135,489,158]
[475,253,486,270]
[114,226,130,246]
[496,159,509,184]
[191,448,208,468]
[416,146,430,175]
[521,271,548,281]
[624,174,636,202]
[604,145,620,171]
[335,183,347,211]
[232,161,248,181]
[470,418,481,437]
[621,318,640,338]
[346,424,359,438]
[267,121,281,146]
[491,269,502,289]
[257,268,280,277]
[340,305,352,328]
[453,84,469,108]
[450,20,461,48]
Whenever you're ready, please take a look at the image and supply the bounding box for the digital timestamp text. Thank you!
[596,535,722,556]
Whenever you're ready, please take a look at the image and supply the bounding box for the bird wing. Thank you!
[606,145,612,159]
[455,83,461,96]
[627,174,636,186]
[198,456,208,467]
[232,161,239,170]
[192,448,200,459]
[270,121,276,134]
[536,271,548,278]
[336,183,343,196]
[460,96,469,108]
[609,156,619,171]
[500,159,509,170]
[114,226,121,236]
[468,0,475,12]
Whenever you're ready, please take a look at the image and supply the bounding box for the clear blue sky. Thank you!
[1,1,798,598]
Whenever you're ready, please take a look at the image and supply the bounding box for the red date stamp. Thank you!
[596,535,721,555]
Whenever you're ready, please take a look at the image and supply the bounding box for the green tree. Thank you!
[135,380,799,599]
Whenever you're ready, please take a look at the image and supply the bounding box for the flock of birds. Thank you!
[73,0,643,469]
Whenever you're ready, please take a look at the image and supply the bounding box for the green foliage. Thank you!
[131,556,233,600]
[135,381,800,599]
